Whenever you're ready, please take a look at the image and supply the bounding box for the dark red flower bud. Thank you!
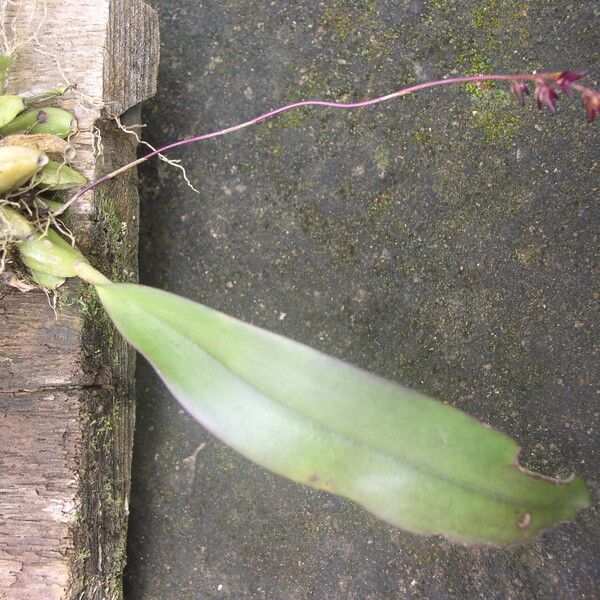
[554,71,586,95]
[534,80,559,111]
[581,89,600,123]
[509,79,529,106]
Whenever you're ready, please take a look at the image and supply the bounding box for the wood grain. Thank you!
[0,0,158,597]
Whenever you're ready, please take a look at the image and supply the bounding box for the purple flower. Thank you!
[582,89,600,123]
[509,79,529,106]
[534,80,559,111]
[554,70,586,95]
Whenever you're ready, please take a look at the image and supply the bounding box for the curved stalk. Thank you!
[51,70,598,218]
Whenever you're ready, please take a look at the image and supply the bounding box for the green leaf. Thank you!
[95,282,589,545]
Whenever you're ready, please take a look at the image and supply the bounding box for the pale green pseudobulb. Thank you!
[19,228,85,277]
[0,95,25,128]
[33,160,86,190]
[0,106,75,138]
[0,206,83,289]
[0,146,48,193]
[0,205,34,239]
[33,197,64,213]
[30,269,66,290]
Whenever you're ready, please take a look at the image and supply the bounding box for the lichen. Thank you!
[89,415,114,452]
[433,0,532,143]
[470,90,521,143]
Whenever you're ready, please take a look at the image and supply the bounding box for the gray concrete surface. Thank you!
[124,1,599,598]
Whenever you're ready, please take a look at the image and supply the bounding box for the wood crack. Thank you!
[0,383,115,395]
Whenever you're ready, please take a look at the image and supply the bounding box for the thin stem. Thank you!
[50,71,570,218]
[73,259,112,286]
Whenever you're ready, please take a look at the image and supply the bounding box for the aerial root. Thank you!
[114,115,200,194]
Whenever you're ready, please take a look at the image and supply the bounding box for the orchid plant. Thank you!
[1,69,597,546]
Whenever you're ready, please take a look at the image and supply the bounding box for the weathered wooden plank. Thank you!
[0,390,81,599]
[0,289,85,391]
[105,0,160,116]
[0,0,158,597]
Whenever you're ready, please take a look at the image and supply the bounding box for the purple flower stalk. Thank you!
[52,70,600,218]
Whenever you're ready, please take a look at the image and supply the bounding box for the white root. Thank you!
[114,115,200,194]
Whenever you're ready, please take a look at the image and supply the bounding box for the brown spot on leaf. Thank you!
[307,473,336,491]
[517,512,531,529]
